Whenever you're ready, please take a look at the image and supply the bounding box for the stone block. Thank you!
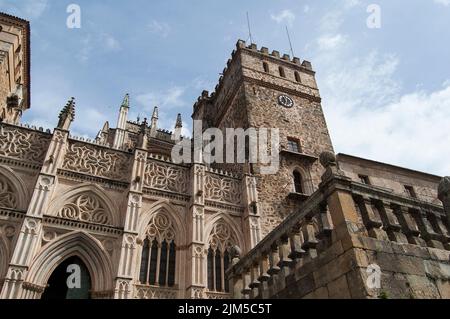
[424,260,450,280]
[345,268,370,299]
[436,280,450,298]
[371,252,426,277]
[390,242,431,260]
[428,247,450,262]
[406,274,441,299]
[327,275,351,299]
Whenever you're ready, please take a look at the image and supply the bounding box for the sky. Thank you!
[1,0,449,176]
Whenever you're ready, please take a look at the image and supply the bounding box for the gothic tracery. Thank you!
[57,193,111,225]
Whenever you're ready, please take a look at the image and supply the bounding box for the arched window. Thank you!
[294,71,301,83]
[279,66,286,78]
[139,213,176,287]
[263,62,269,73]
[207,222,236,293]
[293,171,303,194]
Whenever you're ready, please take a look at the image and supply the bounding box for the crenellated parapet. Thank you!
[193,39,319,128]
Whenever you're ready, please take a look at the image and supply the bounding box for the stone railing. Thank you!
[204,291,232,299]
[134,284,179,299]
[227,153,449,299]
[352,182,448,250]
[226,183,332,299]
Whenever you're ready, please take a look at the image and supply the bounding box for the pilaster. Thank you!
[0,129,69,298]
[242,174,261,250]
[114,148,147,299]
[186,163,206,298]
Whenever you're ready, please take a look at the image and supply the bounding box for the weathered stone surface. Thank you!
[436,280,450,298]
[406,275,441,299]
[327,275,351,299]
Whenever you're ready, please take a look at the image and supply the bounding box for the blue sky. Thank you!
[1,0,450,176]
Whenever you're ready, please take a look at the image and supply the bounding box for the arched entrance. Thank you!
[41,256,91,299]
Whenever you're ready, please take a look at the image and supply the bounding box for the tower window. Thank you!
[404,185,417,198]
[263,62,269,73]
[287,138,301,153]
[293,171,304,194]
[358,175,370,185]
[279,66,286,78]
[294,71,301,82]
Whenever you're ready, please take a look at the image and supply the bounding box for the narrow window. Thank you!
[158,240,168,286]
[167,242,176,286]
[215,251,222,291]
[263,62,269,73]
[293,171,303,194]
[223,251,230,292]
[149,239,158,284]
[295,71,301,82]
[139,238,150,283]
[358,175,370,185]
[207,248,215,290]
[404,185,416,198]
[287,138,300,153]
[279,66,286,77]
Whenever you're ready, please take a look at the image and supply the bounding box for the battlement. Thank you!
[194,39,314,110]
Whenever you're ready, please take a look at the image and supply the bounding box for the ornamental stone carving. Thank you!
[204,173,241,204]
[135,285,178,299]
[57,193,111,225]
[208,221,237,253]
[144,161,188,194]
[63,142,130,181]
[0,178,17,209]
[0,126,50,164]
[146,212,176,243]
[319,151,336,168]
[438,177,450,201]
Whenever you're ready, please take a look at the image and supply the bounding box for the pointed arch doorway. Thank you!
[41,256,92,300]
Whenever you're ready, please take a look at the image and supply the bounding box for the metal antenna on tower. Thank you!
[246,12,253,43]
[286,26,295,57]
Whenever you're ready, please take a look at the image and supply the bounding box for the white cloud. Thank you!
[306,1,449,176]
[0,0,48,19]
[101,33,122,51]
[317,34,348,51]
[136,86,187,110]
[76,32,121,63]
[270,9,296,27]
[434,0,450,6]
[303,5,310,13]
[148,20,171,38]
[312,7,448,175]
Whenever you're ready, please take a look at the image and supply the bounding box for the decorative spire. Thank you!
[175,113,182,129]
[57,97,75,130]
[173,113,183,142]
[150,106,159,137]
[121,93,130,108]
[151,106,159,120]
[137,117,149,149]
[101,121,109,132]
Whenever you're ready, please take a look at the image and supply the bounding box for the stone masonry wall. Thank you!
[0,59,9,111]
[239,49,334,236]
[274,234,450,299]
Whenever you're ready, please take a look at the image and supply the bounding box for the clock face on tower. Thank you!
[277,94,294,108]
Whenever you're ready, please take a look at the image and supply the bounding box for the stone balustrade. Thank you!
[227,158,449,299]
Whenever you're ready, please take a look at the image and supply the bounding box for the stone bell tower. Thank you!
[193,40,334,236]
